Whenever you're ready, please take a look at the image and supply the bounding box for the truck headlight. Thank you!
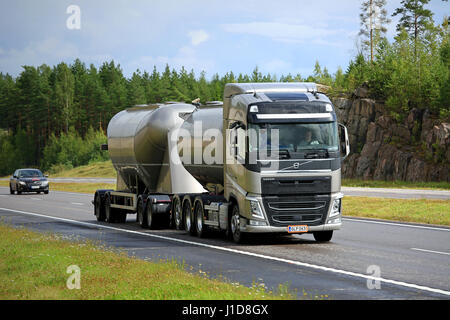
[248,199,265,220]
[329,198,341,218]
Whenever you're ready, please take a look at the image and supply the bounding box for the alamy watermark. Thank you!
[66,265,81,290]
[66,5,81,30]
[366,265,381,290]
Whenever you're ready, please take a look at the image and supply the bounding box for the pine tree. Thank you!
[359,0,391,61]
[392,0,433,56]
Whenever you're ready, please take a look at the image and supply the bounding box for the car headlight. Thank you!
[329,198,341,218]
[19,181,26,185]
[41,181,49,186]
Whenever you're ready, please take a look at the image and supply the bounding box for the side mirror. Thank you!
[338,123,350,159]
[13,175,17,178]
[44,175,49,178]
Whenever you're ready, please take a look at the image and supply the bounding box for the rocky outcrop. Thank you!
[333,96,449,182]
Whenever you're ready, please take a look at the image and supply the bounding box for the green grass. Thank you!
[342,179,450,190]
[0,223,302,300]
[49,161,116,178]
[343,197,450,226]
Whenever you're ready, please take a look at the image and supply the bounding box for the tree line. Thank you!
[0,0,448,176]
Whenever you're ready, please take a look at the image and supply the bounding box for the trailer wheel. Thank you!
[231,204,246,244]
[313,231,333,242]
[172,195,183,230]
[183,197,195,235]
[94,193,105,222]
[194,199,208,238]
[137,197,148,228]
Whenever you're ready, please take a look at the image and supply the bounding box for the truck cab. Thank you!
[222,83,349,242]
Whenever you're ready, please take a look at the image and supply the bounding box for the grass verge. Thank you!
[342,179,450,190]
[343,196,450,226]
[49,161,116,178]
[0,223,300,300]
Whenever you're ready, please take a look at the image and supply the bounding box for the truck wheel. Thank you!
[231,205,245,244]
[313,231,333,242]
[105,195,117,223]
[172,195,184,230]
[137,197,148,228]
[194,200,208,238]
[94,193,105,222]
[183,198,195,235]
[146,202,158,229]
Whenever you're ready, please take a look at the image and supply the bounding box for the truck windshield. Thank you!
[248,122,339,159]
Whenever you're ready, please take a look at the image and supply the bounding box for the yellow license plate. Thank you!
[287,225,308,233]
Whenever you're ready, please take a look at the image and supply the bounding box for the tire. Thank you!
[104,195,116,223]
[146,200,158,229]
[94,193,105,222]
[137,197,148,228]
[9,184,14,195]
[115,212,127,223]
[230,204,245,244]
[44,190,49,194]
[172,195,183,230]
[183,197,195,235]
[194,200,208,238]
[313,231,333,242]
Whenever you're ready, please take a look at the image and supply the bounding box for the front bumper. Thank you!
[242,192,344,233]
[240,219,342,233]
[18,185,49,192]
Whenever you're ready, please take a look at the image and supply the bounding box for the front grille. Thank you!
[262,195,330,227]
[272,214,322,224]
[268,201,325,211]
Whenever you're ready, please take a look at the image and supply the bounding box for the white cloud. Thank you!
[222,21,344,44]
[0,38,112,75]
[125,45,214,76]
[188,30,210,46]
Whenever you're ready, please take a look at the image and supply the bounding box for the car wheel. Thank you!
[9,184,14,195]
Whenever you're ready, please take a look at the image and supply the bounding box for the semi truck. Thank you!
[93,82,350,243]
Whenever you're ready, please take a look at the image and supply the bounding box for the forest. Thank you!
[0,0,448,177]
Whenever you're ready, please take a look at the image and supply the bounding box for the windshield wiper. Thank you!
[264,148,291,159]
[302,148,329,159]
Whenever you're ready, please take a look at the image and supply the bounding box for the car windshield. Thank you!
[18,170,43,177]
[248,122,339,158]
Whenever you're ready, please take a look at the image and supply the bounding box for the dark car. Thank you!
[9,169,49,195]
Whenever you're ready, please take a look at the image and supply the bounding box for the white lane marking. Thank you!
[411,248,450,256]
[342,217,450,232]
[1,207,449,297]
[71,202,84,206]
[30,198,42,201]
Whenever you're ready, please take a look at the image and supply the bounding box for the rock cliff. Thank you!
[332,93,449,182]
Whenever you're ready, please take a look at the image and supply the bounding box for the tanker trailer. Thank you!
[93,82,350,243]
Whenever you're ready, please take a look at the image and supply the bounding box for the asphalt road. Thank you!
[2,177,450,199]
[0,186,449,300]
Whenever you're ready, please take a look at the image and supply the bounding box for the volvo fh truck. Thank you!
[93,82,350,243]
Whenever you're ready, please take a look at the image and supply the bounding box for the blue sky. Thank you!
[0,0,448,79]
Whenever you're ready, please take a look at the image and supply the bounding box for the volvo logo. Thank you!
[293,162,300,169]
